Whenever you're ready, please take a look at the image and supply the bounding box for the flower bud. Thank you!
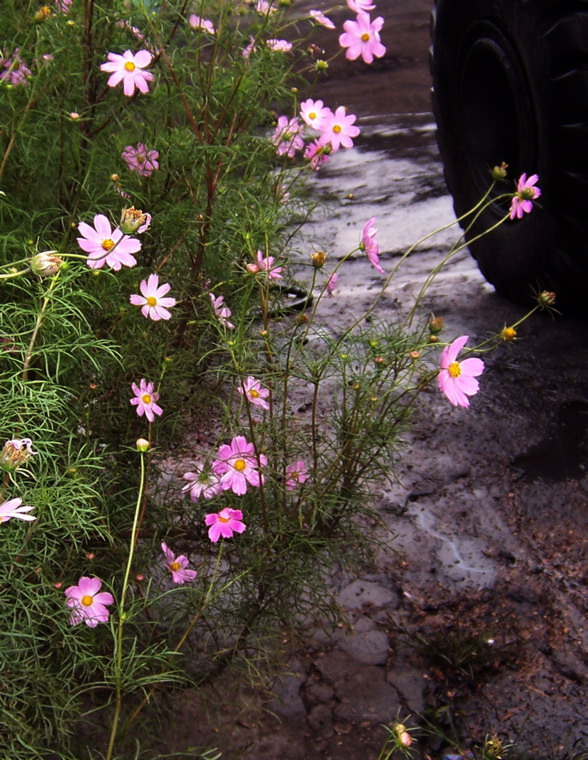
[110,173,120,182]
[311,250,326,268]
[538,290,556,307]
[246,263,260,275]
[69,112,80,120]
[136,438,150,452]
[399,731,412,747]
[428,315,444,334]
[30,251,62,277]
[427,334,439,344]
[315,59,328,71]
[0,438,37,472]
[491,161,508,180]
[120,206,150,235]
[500,326,517,341]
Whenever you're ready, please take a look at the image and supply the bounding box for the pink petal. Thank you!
[133,50,152,68]
[459,357,485,377]
[130,294,145,306]
[78,576,102,596]
[455,374,480,396]
[446,335,469,364]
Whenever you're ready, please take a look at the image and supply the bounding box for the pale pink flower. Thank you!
[300,98,328,130]
[65,576,114,628]
[255,0,276,15]
[318,107,360,151]
[509,173,541,220]
[360,217,384,274]
[304,139,331,170]
[256,250,283,279]
[130,379,163,422]
[77,214,141,270]
[212,436,267,496]
[121,143,159,177]
[438,335,485,408]
[238,376,270,410]
[309,10,335,29]
[285,461,309,490]
[0,498,35,523]
[0,49,31,86]
[115,20,145,41]
[326,272,339,295]
[242,36,256,59]
[182,465,222,501]
[100,50,154,97]
[130,274,176,321]
[267,39,292,52]
[347,0,375,12]
[161,542,197,584]
[188,15,216,34]
[55,0,72,11]
[210,293,235,329]
[272,116,305,158]
[205,508,246,543]
[339,12,386,64]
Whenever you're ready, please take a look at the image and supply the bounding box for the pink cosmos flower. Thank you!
[188,15,216,34]
[121,143,159,177]
[309,10,335,29]
[339,13,386,64]
[212,436,267,496]
[438,335,485,408]
[326,272,339,295]
[242,36,256,59]
[509,173,541,220]
[130,379,163,422]
[304,140,331,171]
[182,465,222,501]
[161,542,197,584]
[267,39,293,52]
[255,0,277,15]
[0,438,37,472]
[256,250,283,279]
[100,50,154,97]
[55,0,72,11]
[77,214,141,270]
[0,498,35,523]
[285,461,309,490]
[205,508,246,543]
[360,217,384,274]
[65,576,114,628]
[300,98,328,130]
[130,274,176,321]
[272,116,305,158]
[210,293,235,329]
[347,0,375,11]
[238,376,270,410]
[0,49,31,86]
[318,107,360,151]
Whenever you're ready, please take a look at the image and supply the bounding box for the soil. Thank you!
[158,3,587,758]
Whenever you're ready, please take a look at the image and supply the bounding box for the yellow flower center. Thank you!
[332,124,342,134]
[361,33,370,42]
[101,238,115,251]
[141,393,152,404]
[249,388,260,398]
[137,155,145,163]
[81,595,93,606]
[233,459,246,472]
[124,61,136,72]
[218,514,231,523]
[146,296,157,307]
[309,111,316,120]
[448,361,461,378]
[170,561,180,571]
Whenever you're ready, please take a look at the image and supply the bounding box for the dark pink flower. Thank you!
[212,436,267,496]
[205,508,246,543]
[256,250,283,279]
[65,576,114,627]
[304,140,331,171]
[360,217,384,274]
[100,50,154,97]
[339,12,386,65]
[438,335,485,408]
[309,10,335,29]
[161,542,197,584]
[77,214,141,270]
[121,143,159,177]
[509,173,541,220]
[130,379,163,422]
[318,107,360,151]
[238,376,270,410]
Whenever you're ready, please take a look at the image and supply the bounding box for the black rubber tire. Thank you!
[431,0,588,311]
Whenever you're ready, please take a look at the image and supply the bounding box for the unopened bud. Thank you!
[500,326,517,341]
[34,5,52,21]
[0,438,37,472]
[135,573,145,581]
[30,251,62,277]
[246,263,260,275]
[428,334,439,343]
[428,315,444,334]
[85,552,95,560]
[538,290,556,307]
[399,731,412,747]
[410,350,421,359]
[136,438,150,452]
[110,173,120,182]
[311,250,326,268]
[315,59,328,71]
[69,112,80,120]
[374,356,385,365]
[53,581,63,589]
[296,313,309,325]
[120,206,150,235]
[491,161,508,180]
[306,43,324,57]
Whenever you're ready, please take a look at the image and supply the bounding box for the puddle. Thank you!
[511,400,588,482]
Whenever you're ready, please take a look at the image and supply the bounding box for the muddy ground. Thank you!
[160,2,587,758]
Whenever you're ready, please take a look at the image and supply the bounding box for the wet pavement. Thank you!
[161,3,588,758]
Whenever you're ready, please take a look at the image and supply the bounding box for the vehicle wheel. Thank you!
[430,0,588,310]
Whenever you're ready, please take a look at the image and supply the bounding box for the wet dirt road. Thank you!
[163,3,588,757]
